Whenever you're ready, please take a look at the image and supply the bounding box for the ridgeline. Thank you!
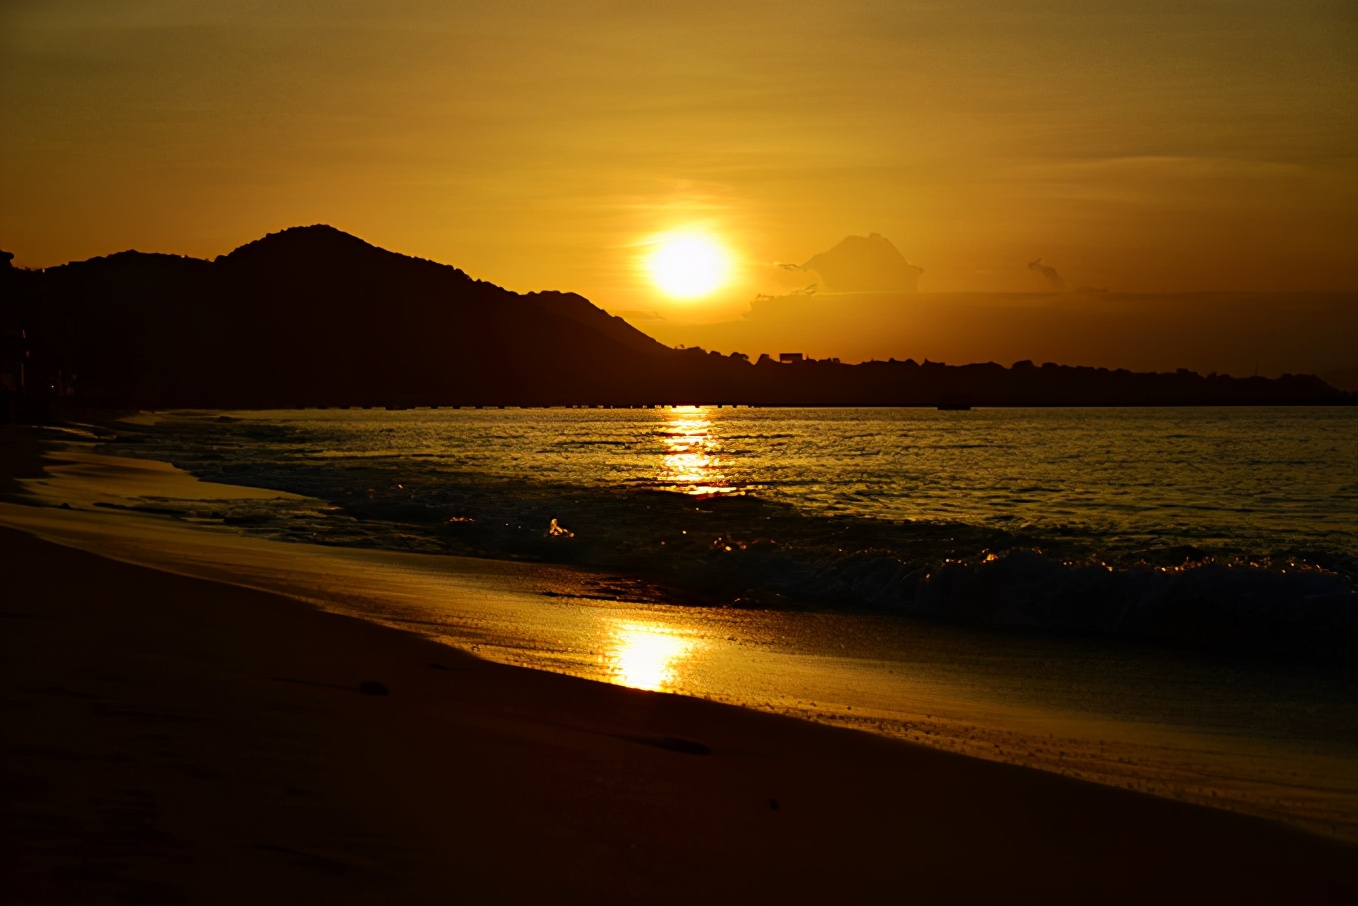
[1,226,1350,415]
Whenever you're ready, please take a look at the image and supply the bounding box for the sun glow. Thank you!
[645,232,732,299]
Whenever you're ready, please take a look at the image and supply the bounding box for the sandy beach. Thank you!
[2,428,1355,904]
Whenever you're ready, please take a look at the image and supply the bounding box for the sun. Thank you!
[646,232,732,299]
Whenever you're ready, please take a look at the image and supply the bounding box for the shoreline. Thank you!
[3,424,1357,902]
[4,525,1356,903]
[78,406,1358,673]
[6,440,1356,840]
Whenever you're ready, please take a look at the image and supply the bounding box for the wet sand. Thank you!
[2,427,1355,903]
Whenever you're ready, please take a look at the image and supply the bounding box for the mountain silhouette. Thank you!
[0,226,1349,412]
[9,226,677,407]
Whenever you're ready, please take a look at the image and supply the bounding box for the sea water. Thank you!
[13,405,1358,839]
[101,406,1357,660]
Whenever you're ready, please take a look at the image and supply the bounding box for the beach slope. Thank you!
[2,523,1355,904]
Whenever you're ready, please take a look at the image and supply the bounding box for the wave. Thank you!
[912,552,1354,664]
[147,466,1356,667]
[99,412,1358,667]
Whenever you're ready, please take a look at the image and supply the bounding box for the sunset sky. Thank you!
[3,1,1355,371]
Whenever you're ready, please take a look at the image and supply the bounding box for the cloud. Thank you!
[614,309,664,321]
[1028,258,1066,291]
[758,234,924,299]
[803,233,923,292]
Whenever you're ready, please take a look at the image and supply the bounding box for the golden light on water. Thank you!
[661,407,734,496]
[605,621,700,691]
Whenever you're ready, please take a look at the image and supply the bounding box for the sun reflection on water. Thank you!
[660,406,734,496]
[604,620,700,692]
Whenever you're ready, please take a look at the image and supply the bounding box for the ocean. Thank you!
[104,405,1357,660]
[12,404,1356,838]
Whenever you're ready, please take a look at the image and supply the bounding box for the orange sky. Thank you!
[2,1,1355,365]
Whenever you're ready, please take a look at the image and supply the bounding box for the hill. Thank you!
[4,226,675,408]
[0,227,1350,412]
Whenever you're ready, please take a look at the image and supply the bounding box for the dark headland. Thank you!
[1,226,1352,414]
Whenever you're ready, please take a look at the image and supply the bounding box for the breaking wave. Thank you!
[97,407,1358,666]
